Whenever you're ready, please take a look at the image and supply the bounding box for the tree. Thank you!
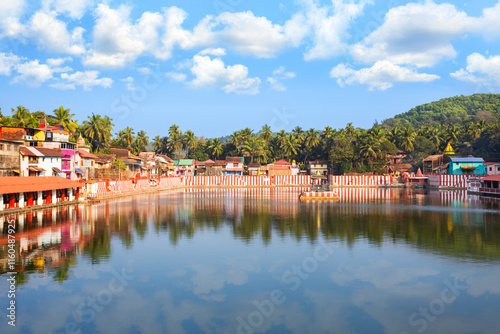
[135,130,149,152]
[82,114,114,152]
[12,105,29,127]
[259,124,273,142]
[184,130,197,156]
[241,136,265,163]
[399,126,416,152]
[209,138,223,159]
[280,134,300,159]
[119,127,135,146]
[152,135,162,153]
[51,106,76,132]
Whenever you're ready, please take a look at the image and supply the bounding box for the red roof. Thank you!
[0,176,82,195]
[481,175,500,181]
[78,150,98,159]
[274,159,291,166]
[20,147,63,157]
[269,166,290,170]
[416,168,423,177]
[225,156,243,163]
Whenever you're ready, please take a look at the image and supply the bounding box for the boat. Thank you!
[299,174,340,201]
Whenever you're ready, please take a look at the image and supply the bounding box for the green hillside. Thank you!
[382,93,500,128]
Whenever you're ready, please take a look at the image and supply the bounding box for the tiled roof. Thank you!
[225,156,243,163]
[248,162,261,168]
[214,160,226,166]
[269,166,290,170]
[20,147,63,157]
[274,159,291,165]
[95,154,116,164]
[225,167,244,171]
[77,150,98,159]
[308,160,328,165]
[482,175,500,181]
[0,176,82,195]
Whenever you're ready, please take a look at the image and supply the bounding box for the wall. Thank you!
[0,140,21,176]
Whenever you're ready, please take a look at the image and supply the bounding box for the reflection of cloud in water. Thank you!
[190,256,259,295]
[453,268,500,297]
[331,259,439,290]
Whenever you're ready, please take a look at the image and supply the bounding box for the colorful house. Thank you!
[485,162,500,176]
[224,157,244,176]
[447,157,485,175]
[268,159,292,176]
[308,160,329,176]
[247,162,261,176]
[19,147,65,177]
[174,159,195,176]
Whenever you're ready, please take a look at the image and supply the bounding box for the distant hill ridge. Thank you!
[381,93,500,128]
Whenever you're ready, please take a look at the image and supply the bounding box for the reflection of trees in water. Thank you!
[3,191,500,285]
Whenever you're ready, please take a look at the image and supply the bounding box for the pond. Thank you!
[1,188,500,334]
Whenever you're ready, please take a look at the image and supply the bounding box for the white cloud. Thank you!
[450,53,500,89]
[0,53,22,76]
[478,2,500,39]
[11,60,53,87]
[121,76,135,90]
[301,0,373,60]
[138,67,151,75]
[189,55,260,94]
[46,57,72,67]
[30,10,85,55]
[199,48,226,56]
[42,0,95,20]
[351,1,475,67]
[51,70,112,90]
[330,61,440,90]
[165,72,187,82]
[267,66,296,91]
[0,0,25,38]
[84,4,164,67]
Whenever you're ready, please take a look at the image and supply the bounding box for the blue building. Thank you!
[224,156,244,176]
[447,157,486,175]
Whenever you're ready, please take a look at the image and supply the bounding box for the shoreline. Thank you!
[0,183,473,217]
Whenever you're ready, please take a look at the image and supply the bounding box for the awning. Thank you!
[53,167,62,173]
[28,167,45,172]
[125,162,142,166]
[12,170,19,174]
[75,168,85,174]
[460,165,476,170]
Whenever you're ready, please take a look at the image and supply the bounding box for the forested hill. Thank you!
[382,93,500,128]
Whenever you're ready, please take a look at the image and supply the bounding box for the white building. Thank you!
[20,146,64,177]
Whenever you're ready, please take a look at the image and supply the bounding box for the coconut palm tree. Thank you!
[12,105,29,127]
[292,126,305,144]
[135,130,149,151]
[51,106,75,131]
[209,138,223,159]
[82,114,114,152]
[119,127,135,146]
[167,132,184,155]
[303,128,319,163]
[399,126,416,152]
[184,130,197,156]
[152,135,162,153]
[242,136,265,163]
[280,134,300,159]
[259,124,273,142]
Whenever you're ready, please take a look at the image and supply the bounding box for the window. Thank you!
[233,163,238,167]
[6,145,10,151]
[490,167,493,172]
[81,161,84,166]
[91,161,94,167]
[0,144,3,150]
[42,157,45,162]
[497,166,500,172]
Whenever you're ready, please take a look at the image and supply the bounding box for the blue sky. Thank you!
[1,0,500,138]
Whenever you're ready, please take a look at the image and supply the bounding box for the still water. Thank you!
[1,188,500,334]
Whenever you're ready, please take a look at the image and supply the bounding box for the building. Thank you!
[20,147,65,177]
[268,159,292,177]
[422,155,446,174]
[291,160,300,175]
[388,163,413,175]
[478,175,500,197]
[447,157,486,175]
[41,125,77,179]
[0,126,46,147]
[0,176,82,211]
[206,160,225,176]
[0,138,22,176]
[75,150,98,181]
[485,162,500,176]
[195,159,215,176]
[308,160,329,176]
[173,159,195,176]
[247,162,261,176]
[224,157,244,176]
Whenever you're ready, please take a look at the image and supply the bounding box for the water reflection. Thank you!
[0,188,499,334]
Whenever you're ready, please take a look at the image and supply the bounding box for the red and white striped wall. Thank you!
[439,175,472,188]
[330,175,392,186]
